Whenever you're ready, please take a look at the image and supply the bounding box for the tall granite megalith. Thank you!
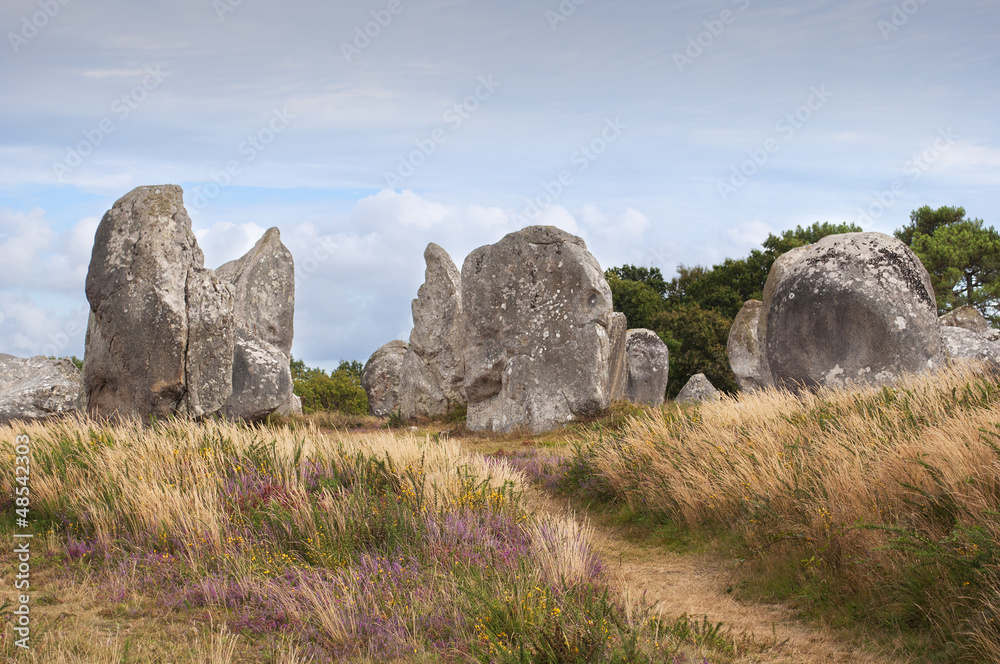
[84,185,297,420]
[398,243,466,419]
[461,226,613,433]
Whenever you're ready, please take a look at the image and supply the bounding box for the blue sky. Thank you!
[1,0,998,370]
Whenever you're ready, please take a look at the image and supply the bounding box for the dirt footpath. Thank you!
[528,490,909,664]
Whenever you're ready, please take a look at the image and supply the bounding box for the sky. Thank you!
[1,0,998,371]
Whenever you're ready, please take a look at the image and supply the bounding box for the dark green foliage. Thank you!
[653,304,738,398]
[897,207,1000,323]
[665,258,770,320]
[290,356,369,415]
[604,265,667,296]
[894,205,969,247]
[605,275,664,330]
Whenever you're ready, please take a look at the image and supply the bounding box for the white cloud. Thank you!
[725,219,775,251]
[0,292,89,358]
[0,208,57,287]
[0,208,98,293]
[194,221,267,269]
[936,142,1000,184]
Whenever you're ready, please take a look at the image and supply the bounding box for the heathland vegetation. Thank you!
[1,414,739,663]
[6,361,1000,661]
[504,361,1000,662]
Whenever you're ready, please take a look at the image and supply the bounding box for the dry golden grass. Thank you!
[3,414,650,663]
[595,363,1000,541]
[578,361,1000,660]
[1,415,526,565]
[528,511,598,587]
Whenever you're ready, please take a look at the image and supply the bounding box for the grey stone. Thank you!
[624,328,669,406]
[607,312,628,401]
[762,232,945,391]
[940,306,999,341]
[0,355,83,423]
[462,225,613,433]
[940,326,1000,367]
[221,331,295,421]
[757,244,809,381]
[362,340,409,417]
[215,227,297,420]
[727,300,770,391]
[84,185,297,421]
[85,185,198,418]
[215,227,295,356]
[398,243,466,419]
[277,392,304,416]
[182,268,236,418]
[676,373,719,403]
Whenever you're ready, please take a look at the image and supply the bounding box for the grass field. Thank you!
[0,413,723,663]
[505,362,1000,663]
[5,362,1000,662]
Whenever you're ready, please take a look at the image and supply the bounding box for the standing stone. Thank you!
[624,328,669,406]
[462,226,613,433]
[676,373,719,403]
[940,306,999,341]
[727,300,770,391]
[398,243,466,419]
[182,268,236,418]
[215,228,295,356]
[216,228,298,419]
[85,185,297,421]
[85,185,200,418]
[757,244,810,375]
[940,326,1000,367]
[607,312,628,401]
[362,341,409,417]
[222,331,296,421]
[0,355,83,423]
[762,232,945,390]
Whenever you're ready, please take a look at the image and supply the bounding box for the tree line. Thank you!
[607,205,1000,397]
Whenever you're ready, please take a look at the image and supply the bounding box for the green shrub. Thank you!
[290,357,369,415]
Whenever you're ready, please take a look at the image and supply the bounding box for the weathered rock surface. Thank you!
[0,355,83,423]
[676,373,719,403]
[624,328,669,406]
[84,185,297,421]
[216,228,297,419]
[727,300,770,391]
[607,312,628,401]
[757,244,809,377]
[940,326,1000,367]
[362,340,409,417]
[940,306,999,341]
[182,267,236,418]
[216,228,295,355]
[85,185,198,418]
[462,226,613,433]
[222,331,296,420]
[761,232,945,390]
[398,243,466,419]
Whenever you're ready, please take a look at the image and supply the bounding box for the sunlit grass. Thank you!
[530,362,1000,662]
[0,415,721,662]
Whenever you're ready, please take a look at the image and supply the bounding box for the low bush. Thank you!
[291,357,368,415]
